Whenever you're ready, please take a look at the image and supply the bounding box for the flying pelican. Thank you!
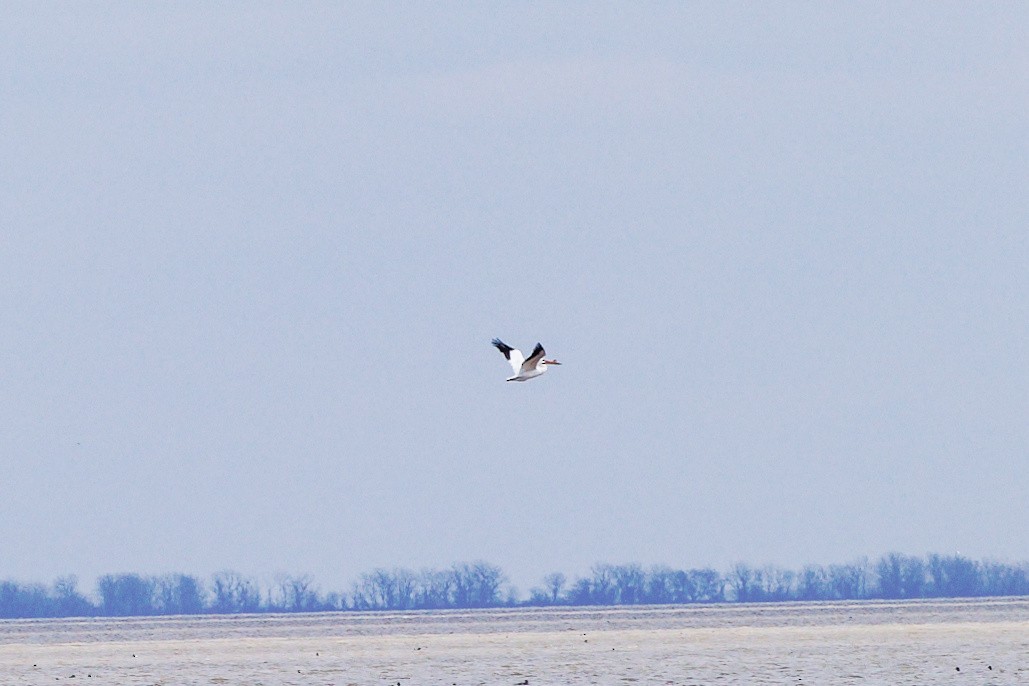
[491,338,562,382]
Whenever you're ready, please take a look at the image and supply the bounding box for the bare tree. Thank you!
[927,555,981,597]
[588,564,616,605]
[762,566,796,601]
[900,555,926,598]
[154,574,206,615]
[727,563,757,602]
[542,572,566,604]
[97,574,157,616]
[276,574,319,612]
[566,577,594,605]
[447,562,506,608]
[352,568,418,610]
[450,563,474,607]
[876,553,904,598]
[689,568,724,602]
[210,571,260,613]
[644,567,674,604]
[798,565,827,601]
[981,560,1029,596]
[0,581,51,618]
[470,561,505,607]
[52,576,92,617]
[417,568,454,609]
[612,564,646,604]
[665,569,692,603]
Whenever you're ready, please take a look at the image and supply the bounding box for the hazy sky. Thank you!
[2,3,1027,596]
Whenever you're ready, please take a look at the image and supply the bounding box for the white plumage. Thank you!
[491,338,561,382]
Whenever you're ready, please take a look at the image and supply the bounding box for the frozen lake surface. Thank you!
[1,597,1027,684]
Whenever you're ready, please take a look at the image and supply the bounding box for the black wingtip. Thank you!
[491,338,514,359]
[529,342,545,359]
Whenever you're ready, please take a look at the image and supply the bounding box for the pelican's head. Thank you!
[542,359,562,366]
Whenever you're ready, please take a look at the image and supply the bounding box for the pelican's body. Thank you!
[491,338,561,382]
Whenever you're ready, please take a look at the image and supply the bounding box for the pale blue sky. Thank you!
[2,2,1026,595]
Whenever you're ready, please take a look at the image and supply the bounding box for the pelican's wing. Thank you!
[492,338,524,375]
[521,343,546,374]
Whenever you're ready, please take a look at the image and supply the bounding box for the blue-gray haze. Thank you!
[2,3,1026,595]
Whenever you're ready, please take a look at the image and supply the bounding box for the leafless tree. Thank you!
[276,574,320,612]
[97,574,156,616]
[612,564,646,604]
[210,571,260,613]
[727,563,758,602]
[542,572,566,604]
[417,568,455,609]
[761,566,796,601]
[154,574,206,615]
[470,561,505,607]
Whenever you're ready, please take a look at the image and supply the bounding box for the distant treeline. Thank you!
[2,553,1027,619]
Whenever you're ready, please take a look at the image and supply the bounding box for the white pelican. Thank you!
[491,338,561,382]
